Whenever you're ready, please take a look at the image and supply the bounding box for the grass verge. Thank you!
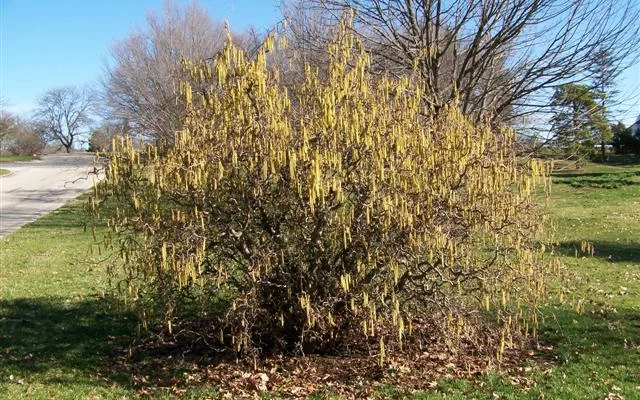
[0,198,139,399]
[0,155,37,163]
[551,157,640,188]
[0,168,10,177]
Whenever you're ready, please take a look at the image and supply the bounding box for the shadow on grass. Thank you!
[3,212,92,232]
[540,306,640,372]
[555,240,640,263]
[551,171,640,188]
[0,296,136,387]
[551,171,640,179]
[591,154,640,166]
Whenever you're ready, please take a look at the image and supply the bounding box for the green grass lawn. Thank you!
[0,200,139,399]
[0,168,10,177]
[1,157,639,399]
[389,160,640,396]
[0,155,38,163]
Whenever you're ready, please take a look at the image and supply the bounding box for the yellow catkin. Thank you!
[94,18,555,359]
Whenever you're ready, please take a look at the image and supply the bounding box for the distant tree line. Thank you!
[548,79,640,159]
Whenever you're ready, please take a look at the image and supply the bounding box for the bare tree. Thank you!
[101,1,227,143]
[0,100,17,153]
[34,87,94,153]
[282,0,640,130]
[5,119,47,156]
[233,25,265,59]
[88,119,130,152]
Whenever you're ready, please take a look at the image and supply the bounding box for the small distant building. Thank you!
[632,116,640,137]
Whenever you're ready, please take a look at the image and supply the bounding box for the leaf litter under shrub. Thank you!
[105,318,557,399]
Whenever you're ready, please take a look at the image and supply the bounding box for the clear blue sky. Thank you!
[1,0,639,125]
[0,0,281,115]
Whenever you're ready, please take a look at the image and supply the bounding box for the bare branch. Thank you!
[34,86,94,153]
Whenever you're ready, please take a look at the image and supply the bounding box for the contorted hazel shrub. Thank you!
[91,19,556,362]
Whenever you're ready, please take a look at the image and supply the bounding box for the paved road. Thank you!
[0,154,97,237]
